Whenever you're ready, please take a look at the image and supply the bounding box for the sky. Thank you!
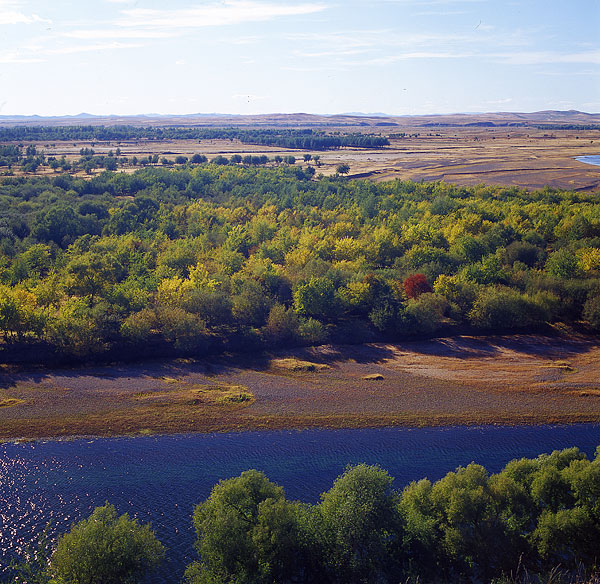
[0,0,598,116]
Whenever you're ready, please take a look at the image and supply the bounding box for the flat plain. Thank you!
[3,110,600,192]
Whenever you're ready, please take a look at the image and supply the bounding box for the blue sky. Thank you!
[0,0,598,116]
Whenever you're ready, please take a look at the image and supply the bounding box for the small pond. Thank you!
[575,155,600,166]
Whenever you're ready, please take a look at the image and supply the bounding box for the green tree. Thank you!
[49,503,164,584]
[405,292,448,335]
[65,252,123,303]
[316,464,402,584]
[293,277,337,320]
[0,285,46,342]
[583,294,600,330]
[186,470,303,584]
[469,287,548,330]
[263,303,300,343]
[545,248,582,279]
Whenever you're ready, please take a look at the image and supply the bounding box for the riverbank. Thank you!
[2,334,600,440]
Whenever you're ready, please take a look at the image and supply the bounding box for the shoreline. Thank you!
[2,414,600,445]
[3,335,600,442]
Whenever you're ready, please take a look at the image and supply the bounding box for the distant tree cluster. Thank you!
[0,165,600,360]
[0,126,389,150]
[5,447,600,583]
[532,124,600,130]
[0,145,21,167]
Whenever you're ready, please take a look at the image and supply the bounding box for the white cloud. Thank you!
[485,98,514,105]
[493,50,600,65]
[116,1,326,29]
[227,36,261,45]
[282,64,348,72]
[295,48,373,58]
[412,10,469,16]
[0,50,44,63]
[233,93,268,101]
[358,51,474,65]
[0,0,49,25]
[64,29,174,40]
[376,0,484,4]
[0,10,48,25]
[48,42,143,55]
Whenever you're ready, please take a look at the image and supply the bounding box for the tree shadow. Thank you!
[1,334,597,390]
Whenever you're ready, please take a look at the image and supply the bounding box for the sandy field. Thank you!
[2,334,600,440]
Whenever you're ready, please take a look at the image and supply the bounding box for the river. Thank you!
[2,424,600,582]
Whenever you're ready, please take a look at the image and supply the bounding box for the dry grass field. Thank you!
[3,111,599,192]
[13,127,599,193]
[2,334,600,440]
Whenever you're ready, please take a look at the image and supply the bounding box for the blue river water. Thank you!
[576,155,600,167]
[2,424,600,582]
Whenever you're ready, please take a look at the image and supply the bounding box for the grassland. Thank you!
[7,127,597,193]
[2,334,600,440]
[2,111,599,192]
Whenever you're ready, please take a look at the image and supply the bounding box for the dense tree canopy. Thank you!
[49,503,164,584]
[0,163,598,360]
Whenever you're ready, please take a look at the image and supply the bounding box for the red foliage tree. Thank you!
[403,273,432,299]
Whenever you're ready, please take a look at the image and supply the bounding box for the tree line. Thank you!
[0,146,292,175]
[0,126,389,150]
[1,164,600,361]
[4,446,600,583]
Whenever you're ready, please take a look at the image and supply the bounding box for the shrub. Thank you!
[403,273,432,299]
[50,503,164,584]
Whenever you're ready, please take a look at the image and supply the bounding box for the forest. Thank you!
[0,163,600,362]
[0,127,390,150]
[4,446,600,583]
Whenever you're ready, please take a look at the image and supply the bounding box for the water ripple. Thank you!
[1,425,600,583]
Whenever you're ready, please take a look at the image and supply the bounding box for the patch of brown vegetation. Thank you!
[270,358,330,372]
[134,383,254,406]
[2,334,600,440]
[0,397,25,408]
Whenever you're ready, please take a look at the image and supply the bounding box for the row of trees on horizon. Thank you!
[0,126,390,151]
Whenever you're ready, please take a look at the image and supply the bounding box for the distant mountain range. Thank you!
[0,110,598,128]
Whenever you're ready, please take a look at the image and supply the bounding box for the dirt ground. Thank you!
[2,334,600,440]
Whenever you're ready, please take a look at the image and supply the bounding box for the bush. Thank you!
[297,317,328,344]
[469,287,548,330]
[263,304,300,343]
[403,273,432,299]
[545,248,582,279]
[583,294,600,330]
[50,503,164,584]
[405,293,448,335]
